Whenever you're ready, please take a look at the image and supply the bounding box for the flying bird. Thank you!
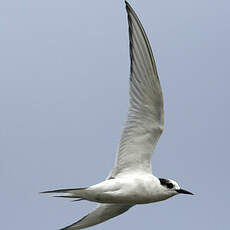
[42,1,193,229]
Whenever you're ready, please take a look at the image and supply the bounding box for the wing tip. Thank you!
[59,213,90,230]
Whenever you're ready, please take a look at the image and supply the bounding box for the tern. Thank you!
[42,1,193,229]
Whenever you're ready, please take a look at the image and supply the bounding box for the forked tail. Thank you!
[41,187,87,200]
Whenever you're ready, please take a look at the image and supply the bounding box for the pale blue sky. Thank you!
[1,0,230,229]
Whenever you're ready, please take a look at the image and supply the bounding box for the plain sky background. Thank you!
[1,0,230,229]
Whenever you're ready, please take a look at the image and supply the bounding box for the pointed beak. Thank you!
[176,189,194,195]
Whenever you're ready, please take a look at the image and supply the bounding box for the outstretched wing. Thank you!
[111,1,164,177]
[60,204,133,230]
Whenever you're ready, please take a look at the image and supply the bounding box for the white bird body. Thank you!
[80,174,177,204]
[42,1,193,229]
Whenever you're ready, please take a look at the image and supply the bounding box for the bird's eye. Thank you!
[167,183,174,189]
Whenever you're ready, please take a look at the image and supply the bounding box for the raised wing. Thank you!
[60,203,133,230]
[111,1,164,177]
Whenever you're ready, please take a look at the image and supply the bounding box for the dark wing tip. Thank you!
[124,0,159,79]
[125,1,136,17]
[125,1,131,8]
[59,214,90,230]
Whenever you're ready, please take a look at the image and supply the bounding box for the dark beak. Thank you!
[176,189,194,195]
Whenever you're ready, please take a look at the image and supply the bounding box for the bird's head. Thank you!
[159,178,193,196]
